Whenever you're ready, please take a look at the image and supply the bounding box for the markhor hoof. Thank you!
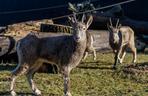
[34,89,41,96]
[112,66,117,70]
[65,92,72,96]
[11,90,16,96]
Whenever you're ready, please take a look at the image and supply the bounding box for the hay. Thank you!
[4,19,53,36]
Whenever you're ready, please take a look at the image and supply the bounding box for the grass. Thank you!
[0,52,148,96]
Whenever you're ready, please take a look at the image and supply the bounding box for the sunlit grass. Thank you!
[0,52,147,96]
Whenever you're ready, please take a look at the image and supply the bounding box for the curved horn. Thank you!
[109,18,113,27]
[116,19,119,28]
[86,15,93,29]
[73,13,77,22]
[81,14,86,23]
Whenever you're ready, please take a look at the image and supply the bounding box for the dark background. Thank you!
[0,0,147,26]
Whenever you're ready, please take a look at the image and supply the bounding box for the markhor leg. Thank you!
[10,65,29,96]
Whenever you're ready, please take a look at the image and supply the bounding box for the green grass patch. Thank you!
[0,53,147,96]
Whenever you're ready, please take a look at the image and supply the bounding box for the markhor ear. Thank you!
[86,15,93,29]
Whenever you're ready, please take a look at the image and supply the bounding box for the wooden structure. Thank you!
[40,23,72,33]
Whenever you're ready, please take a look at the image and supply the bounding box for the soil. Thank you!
[123,62,148,74]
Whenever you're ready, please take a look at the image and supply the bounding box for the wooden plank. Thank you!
[40,23,72,33]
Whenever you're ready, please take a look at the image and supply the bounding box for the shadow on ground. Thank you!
[79,60,113,70]
[0,64,16,71]
[0,91,35,96]
[0,91,60,96]
[0,63,58,74]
